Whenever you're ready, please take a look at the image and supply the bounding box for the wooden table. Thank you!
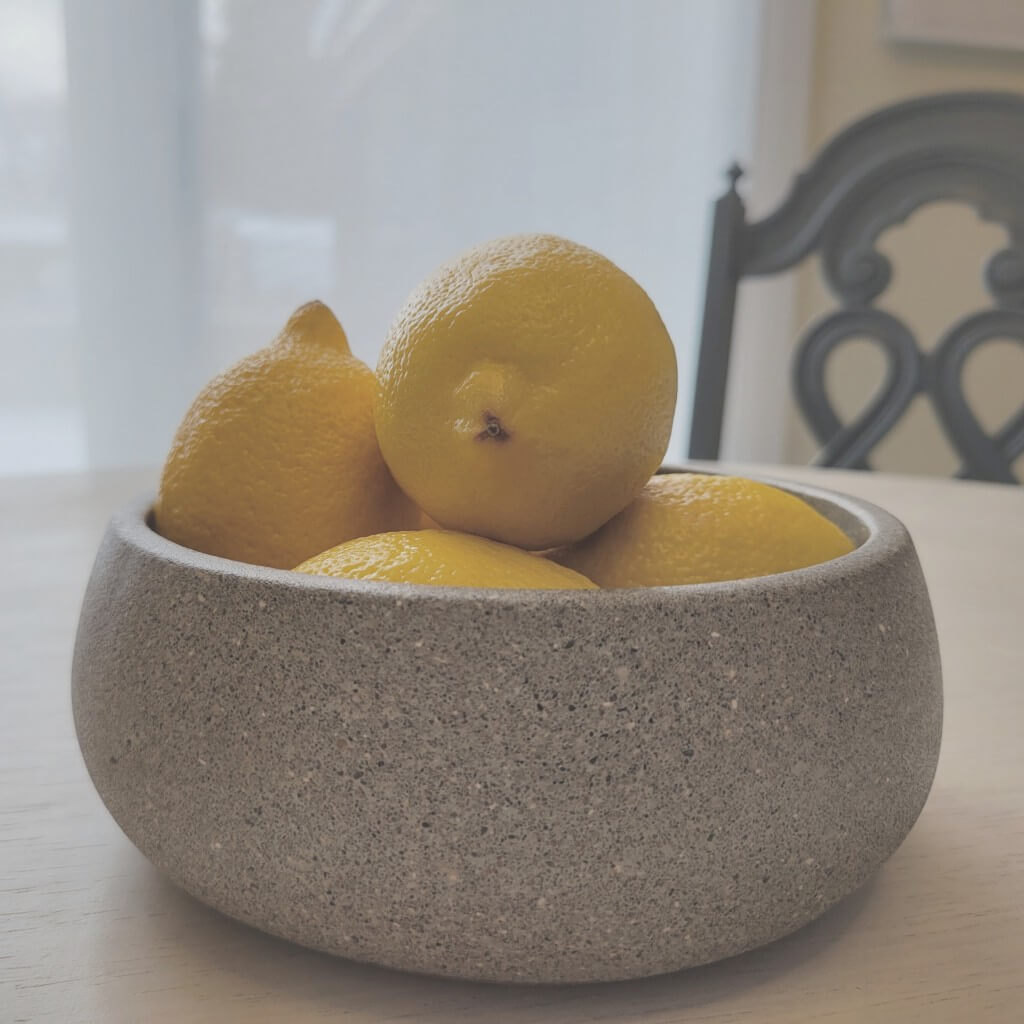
[3,466,1022,1023]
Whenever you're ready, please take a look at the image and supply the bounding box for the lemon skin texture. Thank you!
[553,473,855,587]
[156,301,418,569]
[374,234,677,550]
[296,529,598,590]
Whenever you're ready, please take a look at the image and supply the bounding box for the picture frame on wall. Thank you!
[883,0,1024,53]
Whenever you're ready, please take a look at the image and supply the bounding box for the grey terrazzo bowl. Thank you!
[72,475,942,984]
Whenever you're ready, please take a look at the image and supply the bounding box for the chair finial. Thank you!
[726,162,744,190]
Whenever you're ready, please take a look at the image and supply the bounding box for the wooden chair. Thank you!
[688,91,1024,483]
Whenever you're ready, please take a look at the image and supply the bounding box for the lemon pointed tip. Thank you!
[280,300,350,352]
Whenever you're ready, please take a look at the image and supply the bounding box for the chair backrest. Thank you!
[688,91,1024,483]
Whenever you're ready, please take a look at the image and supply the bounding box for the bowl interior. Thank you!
[140,468,874,597]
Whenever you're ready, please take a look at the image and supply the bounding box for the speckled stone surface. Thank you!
[71,477,942,984]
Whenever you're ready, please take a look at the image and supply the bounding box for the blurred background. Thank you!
[1,0,1022,478]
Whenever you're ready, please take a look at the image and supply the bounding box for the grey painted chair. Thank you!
[688,91,1024,483]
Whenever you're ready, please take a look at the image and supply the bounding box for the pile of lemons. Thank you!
[154,234,852,589]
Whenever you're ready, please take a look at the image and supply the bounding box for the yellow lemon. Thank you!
[374,233,677,550]
[155,301,417,569]
[296,529,597,590]
[552,472,855,587]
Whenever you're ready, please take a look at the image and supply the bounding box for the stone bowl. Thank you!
[71,475,942,984]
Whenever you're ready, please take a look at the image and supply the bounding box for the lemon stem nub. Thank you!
[478,413,510,442]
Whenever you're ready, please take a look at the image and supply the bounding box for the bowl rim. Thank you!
[109,471,913,608]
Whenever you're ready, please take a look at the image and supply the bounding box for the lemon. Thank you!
[374,233,677,550]
[295,529,597,590]
[552,472,855,587]
[155,301,417,569]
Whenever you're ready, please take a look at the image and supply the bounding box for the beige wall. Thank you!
[786,0,1024,475]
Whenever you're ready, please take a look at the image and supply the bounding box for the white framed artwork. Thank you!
[884,0,1024,52]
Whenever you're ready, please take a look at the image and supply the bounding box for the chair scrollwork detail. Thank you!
[691,92,1024,481]
[932,310,1024,482]
[794,307,1024,481]
[794,310,922,470]
[984,243,1024,307]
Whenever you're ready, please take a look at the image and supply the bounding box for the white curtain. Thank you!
[0,0,761,475]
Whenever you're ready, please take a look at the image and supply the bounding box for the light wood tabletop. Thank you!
[3,465,1022,1023]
